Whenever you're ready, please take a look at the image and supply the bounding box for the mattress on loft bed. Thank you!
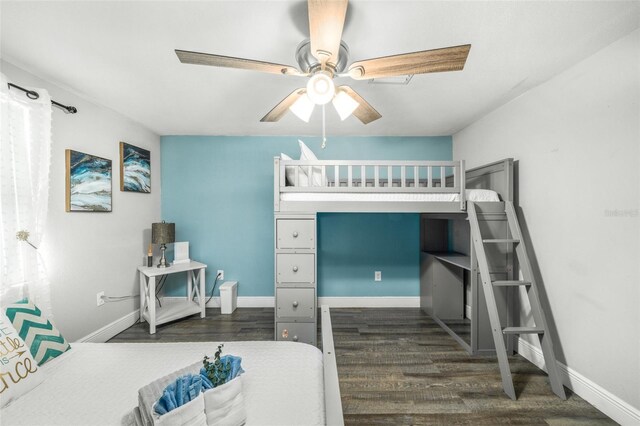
[280,188,500,202]
[2,341,324,426]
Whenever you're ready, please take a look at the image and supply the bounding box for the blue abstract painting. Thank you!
[120,142,151,193]
[66,150,112,212]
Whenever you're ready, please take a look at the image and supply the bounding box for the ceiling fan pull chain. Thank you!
[321,104,327,149]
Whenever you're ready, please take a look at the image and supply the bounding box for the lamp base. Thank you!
[157,244,170,268]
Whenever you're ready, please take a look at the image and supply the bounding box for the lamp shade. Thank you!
[152,221,175,245]
[289,94,315,122]
[332,90,359,120]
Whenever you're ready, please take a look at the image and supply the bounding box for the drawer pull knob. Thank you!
[293,335,298,342]
[292,301,298,308]
[292,266,298,272]
[292,231,299,238]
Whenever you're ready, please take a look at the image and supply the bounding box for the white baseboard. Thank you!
[318,296,419,308]
[163,296,276,308]
[226,296,274,308]
[77,309,140,343]
[168,296,419,309]
[517,338,640,425]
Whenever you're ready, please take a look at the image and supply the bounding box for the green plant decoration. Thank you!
[202,344,231,388]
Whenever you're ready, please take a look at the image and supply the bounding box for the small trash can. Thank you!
[220,281,238,314]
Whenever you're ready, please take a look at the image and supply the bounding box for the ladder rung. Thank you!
[483,239,520,244]
[492,280,531,287]
[502,327,544,335]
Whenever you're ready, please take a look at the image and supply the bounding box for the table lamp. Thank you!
[152,221,175,268]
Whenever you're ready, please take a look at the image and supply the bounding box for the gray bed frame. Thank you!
[274,158,515,423]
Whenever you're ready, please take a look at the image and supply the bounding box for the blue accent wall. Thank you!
[317,213,420,296]
[160,136,452,297]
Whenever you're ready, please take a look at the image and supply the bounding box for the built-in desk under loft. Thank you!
[420,213,516,355]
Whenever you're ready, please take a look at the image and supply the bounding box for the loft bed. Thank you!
[273,157,516,358]
[273,158,512,214]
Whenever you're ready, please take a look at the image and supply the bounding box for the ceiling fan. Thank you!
[175,0,471,125]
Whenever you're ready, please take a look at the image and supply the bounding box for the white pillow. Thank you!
[280,153,309,187]
[298,140,325,187]
[0,313,45,408]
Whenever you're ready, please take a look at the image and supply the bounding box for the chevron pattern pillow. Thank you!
[5,299,71,365]
[0,312,45,408]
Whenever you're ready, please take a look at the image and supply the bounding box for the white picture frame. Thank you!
[173,241,190,264]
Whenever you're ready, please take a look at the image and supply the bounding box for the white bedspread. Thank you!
[1,342,324,426]
[281,188,500,202]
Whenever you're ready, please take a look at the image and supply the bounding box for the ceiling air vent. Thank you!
[368,75,413,85]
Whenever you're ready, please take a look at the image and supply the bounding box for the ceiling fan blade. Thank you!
[308,0,348,68]
[347,44,471,80]
[337,86,381,124]
[175,49,304,76]
[260,88,307,122]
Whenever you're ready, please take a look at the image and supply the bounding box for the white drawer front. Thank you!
[276,322,316,345]
[277,253,315,283]
[276,288,315,320]
[277,219,315,249]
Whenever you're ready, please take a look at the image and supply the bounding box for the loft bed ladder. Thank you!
[467,200,567,400]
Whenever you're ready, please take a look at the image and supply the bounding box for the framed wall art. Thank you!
[120,142,150,193]
[65,149,112,212]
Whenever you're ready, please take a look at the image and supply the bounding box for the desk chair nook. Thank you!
[273,156,566,400]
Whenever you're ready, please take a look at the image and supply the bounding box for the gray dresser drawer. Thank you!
[276,322,316,345]
[277,219,315,249]
[276,253,315,283]
[276,288,315,320]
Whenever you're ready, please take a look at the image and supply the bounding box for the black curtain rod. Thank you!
[7,82,77,114]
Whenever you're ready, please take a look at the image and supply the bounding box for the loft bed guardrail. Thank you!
[278,160,464,192]
[274,158,468,213]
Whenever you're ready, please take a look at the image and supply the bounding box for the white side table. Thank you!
[138,261,207,334]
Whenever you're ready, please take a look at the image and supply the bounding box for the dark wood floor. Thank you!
[110,308,614,425]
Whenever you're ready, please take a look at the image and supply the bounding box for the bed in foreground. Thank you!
[2,307,342,426]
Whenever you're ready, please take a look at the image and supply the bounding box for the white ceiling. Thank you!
[1,1,639,137]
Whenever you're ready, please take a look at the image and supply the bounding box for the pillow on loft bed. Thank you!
[4,299,71,366]
[298,140,326,187]
[0,312,45,408]
[282,142,327,187]
[281,153,310,187]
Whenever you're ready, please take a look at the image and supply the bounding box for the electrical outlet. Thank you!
[217,270,224,280]
[374,271,382,282]
[97,291,105,307]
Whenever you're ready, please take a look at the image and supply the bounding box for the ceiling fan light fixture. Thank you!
[289,94,315,122]
[332,90,359,120]
[306,72,335,105]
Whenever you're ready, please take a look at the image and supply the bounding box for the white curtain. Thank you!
[0,73,53,318]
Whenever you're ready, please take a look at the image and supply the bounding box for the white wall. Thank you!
[454,29,639,421]
[1,60,161,342]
